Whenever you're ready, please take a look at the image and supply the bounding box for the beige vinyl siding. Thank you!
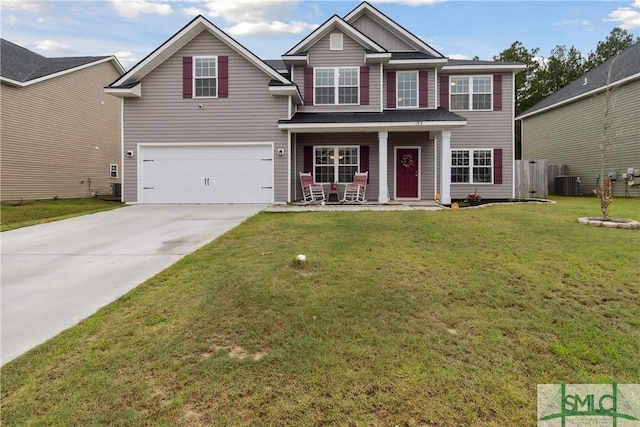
[383,68,437,109]
[122,31,289,203]
[521,78,640,198]
[1,62,122,201]
[388,132,435,200]
[445,72,515,199]
[349,13,415,51]
[294,133,379,201]
[293,31,381,113]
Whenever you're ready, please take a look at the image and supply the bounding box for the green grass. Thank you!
[1,198,123,231]
[1,197,639,426]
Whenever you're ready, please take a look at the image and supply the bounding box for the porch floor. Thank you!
[265,200,446,212]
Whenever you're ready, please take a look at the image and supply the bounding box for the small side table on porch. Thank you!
[326,187,341,203]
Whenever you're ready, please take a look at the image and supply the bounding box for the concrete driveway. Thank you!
[1,204,265,365]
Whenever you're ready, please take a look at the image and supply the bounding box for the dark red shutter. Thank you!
[386,72,396,108]
[419,70,428,108]
[360,66,369,105]
[439,75,449,109]
[493,75,502,111]
[304,146,313,174]
[218,56,228,98]
[182,56,193,98]
[304,67,313,106]
[360,145,369,182]
[494,148,503,184]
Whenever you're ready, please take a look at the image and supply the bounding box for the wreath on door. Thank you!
[401,153,414,168]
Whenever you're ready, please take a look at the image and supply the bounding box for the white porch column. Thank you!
[440,130,452,204]
[378,131,389,203]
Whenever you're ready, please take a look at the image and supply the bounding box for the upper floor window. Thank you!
[450,76,492,111]
[397,71,418,108]
[314,146,359,183]
[315,67,359,105]
[451,149,493,183]
[194,56,217,97]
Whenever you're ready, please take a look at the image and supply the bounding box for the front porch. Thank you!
[279,109,467,205]
[265,199,445,212]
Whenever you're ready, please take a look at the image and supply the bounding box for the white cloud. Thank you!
[555,19,592,27]
[200,0,317,36]
[7,14,19,25]
[181,6,205,16]
[113,50,139,69]
[111,0,172,19]
[33,39,75,54]
[227,20,318,36]
[634,0,640,8]
[447,54,469,60]
[0,0,42,12]
[606,7,640,30]
[370,0,445,5]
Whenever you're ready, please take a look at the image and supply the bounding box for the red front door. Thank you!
[396,148,419,198]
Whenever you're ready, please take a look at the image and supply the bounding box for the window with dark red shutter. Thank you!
[419,71,428,108]
[303,146,313,174]
[182,57,193,98]
[218,56,228,98]
[493,75,502,111]
[439,75,449,109]
[494,148,503,184]
[360,66,369,105]
[360,145,369,182]
[386,72,396,108]
[304,67,313,106]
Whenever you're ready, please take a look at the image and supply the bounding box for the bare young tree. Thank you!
[596,53,622,220]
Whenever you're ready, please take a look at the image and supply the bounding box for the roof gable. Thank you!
[284,14,386,56]
[111,15,290,87]
[344,2,443,57]
[1,38,124,86]
[518,42,640,119]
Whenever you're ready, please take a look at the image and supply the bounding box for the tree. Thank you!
[586,27,639,70]
[533,45,586,100]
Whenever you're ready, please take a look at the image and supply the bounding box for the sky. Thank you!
[1,0,639,69]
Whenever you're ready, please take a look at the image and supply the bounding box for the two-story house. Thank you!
[106,1,524,205]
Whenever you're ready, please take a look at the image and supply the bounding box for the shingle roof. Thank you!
[446,58,523,67]
[518,42,640,118]
[279,108,466,125]
[1,38,113,83]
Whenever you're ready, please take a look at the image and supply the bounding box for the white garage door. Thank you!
[140,144,273,203]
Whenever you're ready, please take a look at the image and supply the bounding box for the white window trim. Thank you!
[330,33,343,51]
[450,75,492,111]
[313,145,360,184]
[109,163,118,179]
[193,56,218,99]
[450,148,493,184]
[314,67,360,106]
[396,70,419,109]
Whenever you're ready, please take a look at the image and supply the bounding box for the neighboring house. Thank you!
[106,1,524,205]
[1,39,124,201]
[517,42,640,198]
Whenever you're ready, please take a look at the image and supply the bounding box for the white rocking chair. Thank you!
[299,172,326,204]
[342,171,368,203]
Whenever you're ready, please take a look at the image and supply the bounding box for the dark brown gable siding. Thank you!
[439,75,449,109]
[182,56,193,98]
[218,56,228,98]
[304,67,313,106]
[360,66,369,105]
[493,74,502,111]
[419,71,428,108]
[386,72,396,108]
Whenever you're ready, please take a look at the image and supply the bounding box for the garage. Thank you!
[139,144,274,203]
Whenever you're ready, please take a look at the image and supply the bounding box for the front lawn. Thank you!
[1,197,638,425]
[1,198,123,231]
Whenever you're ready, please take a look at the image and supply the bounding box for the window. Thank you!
[109,164,118,179]
[397,71,418,108]
[451,149,492,183]
[314,146,359,183]
[194,57,217,97]
[450,76,492,110]
[315,67,358,105]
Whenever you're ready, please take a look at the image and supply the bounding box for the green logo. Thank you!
[538,384,640,426]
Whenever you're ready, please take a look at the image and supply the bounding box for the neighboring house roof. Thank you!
[0,38,124,87]
[108,15,292,90]
[517,42,640,120]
